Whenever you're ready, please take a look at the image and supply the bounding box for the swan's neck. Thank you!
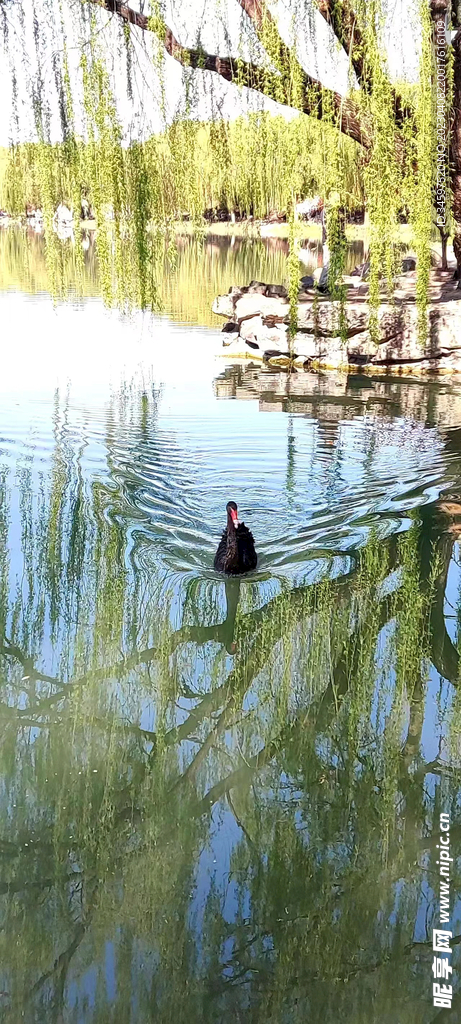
[226,514,238,560]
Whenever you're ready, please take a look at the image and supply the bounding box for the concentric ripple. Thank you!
[1,291,460,588]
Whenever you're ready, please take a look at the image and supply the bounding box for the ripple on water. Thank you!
[0,301,456,585]
[97,412,451,581]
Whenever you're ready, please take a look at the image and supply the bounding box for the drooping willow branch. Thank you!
[90,0,374,149]
[316,0,369,89]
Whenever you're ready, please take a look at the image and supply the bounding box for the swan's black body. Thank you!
[214,501,257,575]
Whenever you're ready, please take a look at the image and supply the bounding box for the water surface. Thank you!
[0,263,461,1022]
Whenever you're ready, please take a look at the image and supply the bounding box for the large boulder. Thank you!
[239,315,264,344]
[234,292,289,323]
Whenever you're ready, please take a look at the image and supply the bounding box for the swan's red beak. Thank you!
[230,507,238,523]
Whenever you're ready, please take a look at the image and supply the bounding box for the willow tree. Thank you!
[102,0,457,339]
[1,0,458,336]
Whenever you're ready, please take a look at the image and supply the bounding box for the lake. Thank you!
[0,229,460,1023]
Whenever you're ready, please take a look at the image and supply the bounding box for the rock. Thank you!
[228,285,248,298]
[54,203,73,226]
[349,257,416,281]
[295,195,323,219]
[372,331,418,363]
[213,280,461,375]
[263,327,288,350]
[247,280,269,294]
[313,266,329,291]
[240,316,263,344]
[313,337,346,368]
[212,294,235,318]
[218,335,249,357]
[263,349,291,362]
[291,336,318,360]
[429,306,461,349]
[81,198,92,219]
[351,260,370,279]
[343,275,368,291]
[297,302,369,336]
[235,292,289,323]
[266,284,288,298]
[347,333,380,359]
[239,316,289,353]
[347,351,371,366]
[262,315,288,329]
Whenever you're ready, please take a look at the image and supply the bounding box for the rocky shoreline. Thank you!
[212,270,461,373]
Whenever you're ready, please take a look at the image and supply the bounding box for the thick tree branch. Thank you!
[239,0,365,94]
[317,0,414,125]
[316,0,367,88]
[90,0,373,148]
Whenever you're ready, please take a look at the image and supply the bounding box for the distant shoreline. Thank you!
[173,220,416,242]
[1,217,448,253]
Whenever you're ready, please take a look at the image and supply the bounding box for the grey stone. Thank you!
[235,293,289,322]
[228,285,247,297]
[247,281,268,294]
[212,294,235,318]
[240,316,263,344]
[351,260,370,279]
[266,284,288,298]
[313,266,329,291]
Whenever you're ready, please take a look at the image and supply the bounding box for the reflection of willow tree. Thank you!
[0,227,303,323]
[0,442,461,1019]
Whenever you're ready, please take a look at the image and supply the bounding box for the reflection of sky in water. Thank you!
[3,288,461,761]
[2,290,461,1020]
[0,291,457,587]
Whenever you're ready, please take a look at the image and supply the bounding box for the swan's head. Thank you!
[226,501,239,528]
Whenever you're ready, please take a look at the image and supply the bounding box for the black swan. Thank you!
[214,501,257,575]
